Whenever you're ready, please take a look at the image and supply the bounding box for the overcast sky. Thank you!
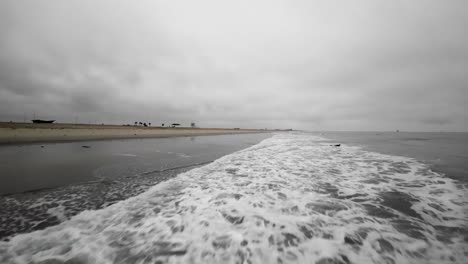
[0,0,467,131]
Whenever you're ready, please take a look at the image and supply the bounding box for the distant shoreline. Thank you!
[0,122,274,145]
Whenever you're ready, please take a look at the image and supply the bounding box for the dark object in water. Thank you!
[32,119,55,124]
[330,144,341,147]
[81,145,91,148]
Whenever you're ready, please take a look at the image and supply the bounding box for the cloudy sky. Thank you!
[0,0,467,131]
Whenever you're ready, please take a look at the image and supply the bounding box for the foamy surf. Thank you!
[0,133,466,264]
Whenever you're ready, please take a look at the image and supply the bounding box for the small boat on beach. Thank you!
[32,119,55,124]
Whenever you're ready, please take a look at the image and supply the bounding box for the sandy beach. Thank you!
[0,122,269,144]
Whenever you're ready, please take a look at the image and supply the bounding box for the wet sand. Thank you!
[0,122,268,144]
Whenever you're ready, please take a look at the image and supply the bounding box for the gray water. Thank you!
[314,132,468,184]
[0,133,271,240]
[0,133,271,195]
[1,132,466,264]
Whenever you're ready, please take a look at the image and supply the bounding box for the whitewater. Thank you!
[0,133,466,264]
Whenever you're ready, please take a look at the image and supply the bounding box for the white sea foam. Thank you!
[0,133,466,264]
[113,153,138,157]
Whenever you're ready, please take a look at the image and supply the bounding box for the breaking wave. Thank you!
[0,133,466,264]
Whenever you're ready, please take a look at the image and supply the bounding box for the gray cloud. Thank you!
[0,0,467,131]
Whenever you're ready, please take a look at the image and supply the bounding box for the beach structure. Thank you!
[32,119,55,124]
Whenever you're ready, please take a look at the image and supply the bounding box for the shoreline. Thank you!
[0,132,271,240]
[0,122,272,145]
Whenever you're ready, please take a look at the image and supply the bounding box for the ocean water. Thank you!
[316,132,468,184]
[0,133,271,240]
[0,134,271,195]
[0,132,467,264]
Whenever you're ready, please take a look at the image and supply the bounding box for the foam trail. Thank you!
[0,133,466,264]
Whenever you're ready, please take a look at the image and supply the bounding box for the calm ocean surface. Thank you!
[0,132,466,263]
